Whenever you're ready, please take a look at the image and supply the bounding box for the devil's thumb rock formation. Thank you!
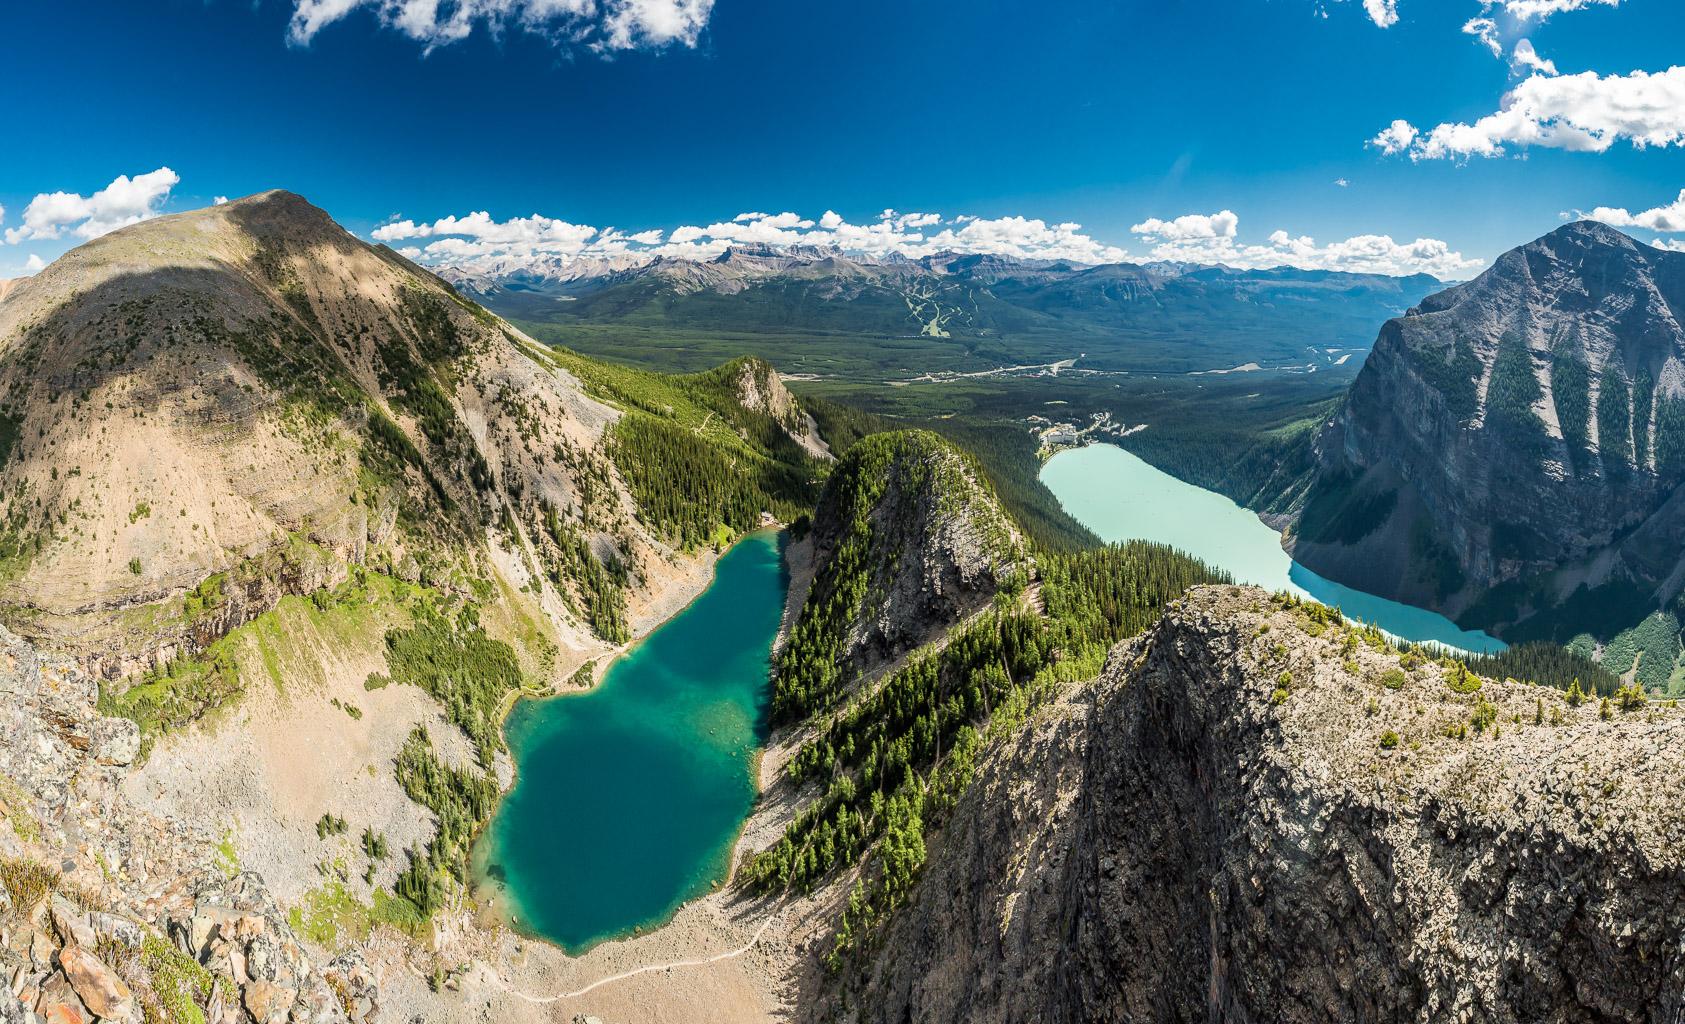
[844,585,1685,1023]
[777,430,1023,719]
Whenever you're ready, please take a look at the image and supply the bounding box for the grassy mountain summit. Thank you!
[0,191,820,678]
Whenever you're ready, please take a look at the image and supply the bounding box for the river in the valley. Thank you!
[473,529,788,952]
[1040,444,1504,654]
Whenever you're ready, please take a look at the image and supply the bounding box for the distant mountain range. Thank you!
[440,243,1447,376]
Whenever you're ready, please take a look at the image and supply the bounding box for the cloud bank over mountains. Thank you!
[1128,210,1484,278]
[0,167,1488,281]
[369,204,1487,278]
[3,169,1672,285]
[373,208,1134,269]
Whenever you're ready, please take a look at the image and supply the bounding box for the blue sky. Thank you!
[2,0,1681,279]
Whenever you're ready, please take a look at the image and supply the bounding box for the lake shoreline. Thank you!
[474,527,791,955]
[1040,443,1504,654]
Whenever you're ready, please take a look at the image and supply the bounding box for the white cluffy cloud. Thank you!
[1371,120,1419,155]
[1373,66,1685,160]
[1129,210,1238,242]
[287,0,713,53]
[1131,210,1483,278]
[1510,39,1556,76]
[2,168,180,245]
[1493,0,1619,19]
[1362,0,1399,27]
[1582,189,1685,233]
[378,206,1133,273]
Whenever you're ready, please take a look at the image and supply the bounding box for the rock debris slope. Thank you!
[848,585,1685,1023]
[0,623,376,1024]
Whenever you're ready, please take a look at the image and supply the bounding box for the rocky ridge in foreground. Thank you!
[843,585,1685,1023]
[0,624,377,1024]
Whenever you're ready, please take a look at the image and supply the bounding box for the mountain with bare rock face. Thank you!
[0,190,820,676]
[1289,221,1685,647]
[835,586,1685,1023]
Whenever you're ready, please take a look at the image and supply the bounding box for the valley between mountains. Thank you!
[1,191,1683,1024]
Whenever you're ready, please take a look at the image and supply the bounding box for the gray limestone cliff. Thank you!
[1290,222,1685,637]
[844,585,1685,1023]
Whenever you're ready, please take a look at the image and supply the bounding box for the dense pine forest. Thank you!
[557,351,824,549]
[771,430,1022,723]
[748,536,1229,966]
[1463,641,1621,696]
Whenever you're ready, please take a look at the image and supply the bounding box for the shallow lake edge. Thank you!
[469,526,789,953]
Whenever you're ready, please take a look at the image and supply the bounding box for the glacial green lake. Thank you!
[1041,444,1504,654]
[475,529,787,952]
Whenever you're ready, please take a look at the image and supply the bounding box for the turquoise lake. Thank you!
[1041,444,1504,654]
[475,529,788,952]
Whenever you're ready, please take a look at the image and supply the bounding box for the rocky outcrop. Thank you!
[0,624,377,1023]
[802,430,1023,673]
[1290,222,1685,635]
[726,357,829,460]
[845,585,1685,1022]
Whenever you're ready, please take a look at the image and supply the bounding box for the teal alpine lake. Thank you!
[1041,444,1503,654]
[475,529,788,952]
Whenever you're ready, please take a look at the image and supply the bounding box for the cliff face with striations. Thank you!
[845,585,1685,1023]
[1290,222,1685,638]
